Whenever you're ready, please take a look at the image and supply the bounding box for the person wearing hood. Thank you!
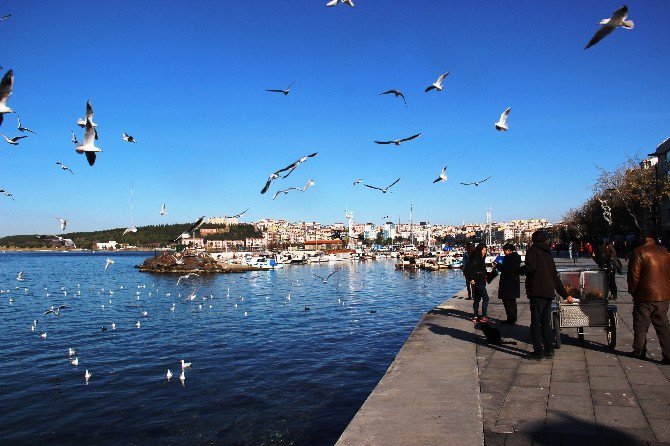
[523,231,574,360]
[496,243,522,324]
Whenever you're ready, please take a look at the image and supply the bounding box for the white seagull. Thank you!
[1,133,27,145]
[74,117,102,166]
[122,132,137,143]
[177,273,199,285]
[123,226,137,235]
[326,0,354,6]
[105,257,114,271]
[179,370,185,383]
[53,217,67,231]
[374,133,421,146]
[302,180,315,192]
[76,100,98,139]
[273,187,300,200]
[353,178,363,186]
[71,130,79,145]
[266,81,294,96]
[167,369,173,380]
[460,176,491,187]
[585,5,634,50]
[70,357,79,366]
[56,161,75,175]
[494,107,511,131]
[160,203,167,215]
[17,116,35,134]
[279,152,319,179]
[16,271,24,281]
[69,348,76,357]
[425,72,449,92]
[433,166,447,183]
[363,178,401,194]
[226,208,249,219]
[0,69,14,127]
[380,89,407,107]
[84,370,92,382]
[313,270,339,283]
[181,359,191,369]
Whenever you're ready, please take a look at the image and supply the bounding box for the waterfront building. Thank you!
[647,137,670,240]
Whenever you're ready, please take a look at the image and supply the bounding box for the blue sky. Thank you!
[0,1,668,236]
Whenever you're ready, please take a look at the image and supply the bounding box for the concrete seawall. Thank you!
[336,259,670,445]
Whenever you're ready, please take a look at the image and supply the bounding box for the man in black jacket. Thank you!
[524,231,574,359]
[496,243,522,324]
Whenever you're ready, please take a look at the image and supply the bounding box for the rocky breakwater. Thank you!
[137,251,256,273]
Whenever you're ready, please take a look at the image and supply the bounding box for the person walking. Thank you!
[464,243,492,323]
[523,231,574,360]
[627,233,670,364]
[603,242,622,299]
[462,242,474,300]
[496,243,522,324]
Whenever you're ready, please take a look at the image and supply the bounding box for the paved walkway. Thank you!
[336,258,670,445]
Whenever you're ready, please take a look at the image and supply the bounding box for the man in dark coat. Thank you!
[523,231,574,360]
[496,243,521,324]
[627,233,670,364]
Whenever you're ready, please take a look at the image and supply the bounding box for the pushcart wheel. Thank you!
[607,312,617,349]
[553,312,561,349]
[578,328,585,345]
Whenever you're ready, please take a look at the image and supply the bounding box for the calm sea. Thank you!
[0,252,463,445]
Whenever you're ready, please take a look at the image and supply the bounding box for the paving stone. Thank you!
[597,426,658,443]
[544,410,597,436]
[593,404,648,429]
[587,364,626,377]
[551,368,588,382]
[516,362,552,375]
[505,386,549,403]
[552,359,587,371]
[638,398,670,419]
[588,374,633,391]
[591,388,639,407]
[513,373,551,388]
[631,384,670,401]
[549,381,591,396]
[498,401,547,421]
[547,394,593,413]
[648,417,670,443]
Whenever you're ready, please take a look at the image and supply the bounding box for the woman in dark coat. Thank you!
[496,243,522,324]
[604,242,621,299]
[464,243,490,322]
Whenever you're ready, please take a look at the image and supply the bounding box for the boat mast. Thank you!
[410,201,414,246]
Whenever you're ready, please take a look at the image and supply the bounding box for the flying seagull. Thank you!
[425,72,449,92]
[53,217,67,231]
[177,273,199,285]
[279,152,318,179]
[1,133,27,145]
[313,271,339,283]
[273,187,300,200]
[353,178,363,186]
[226,208,249,219]
[326,0,354,6]
[433,166,447,183]
[0,189,14,200]
[123,226,137,235]
[160,203,167,215]
[17,116,35,134]
[495,107,511,131]
[44,304,67,316]
[71,130,79,145]
[17,271,24,281]
[56,161,74,175]
[0,69,14,127]
[380,89,407,107]
[74,117,102,166]
[1,14,10,21]
[76,100,98,139]
[266,82,294,96]
[585,5,634,50]
[122,132,137,143]
[374,133,421,146]
[172,216,206,242]
[302,180,315,192]
[364,178,401,194]
[105,257,114,271]
[460,176,491,186]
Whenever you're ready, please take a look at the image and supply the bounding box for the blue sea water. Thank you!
[0,252,463,445]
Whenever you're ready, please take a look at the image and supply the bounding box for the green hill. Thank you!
[0,223,262,249]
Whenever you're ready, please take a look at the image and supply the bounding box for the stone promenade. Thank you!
[336,258,670,445]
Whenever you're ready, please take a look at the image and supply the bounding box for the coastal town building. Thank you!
[647,137,670,240]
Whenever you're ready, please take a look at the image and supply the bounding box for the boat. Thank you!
[395,254,419,269]
[244,255,283,270]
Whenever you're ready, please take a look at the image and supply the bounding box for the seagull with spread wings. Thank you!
[374,133,421,146]
[177,273,200,285]
[326,0,354,6]
[1,133,27,145]
[302,180,315,192]
[44,304,67,316]
[495,107,511,131]
[53,217,67,231]
[56,162,74,175]
[425,72,449,92]
[160,203,167,215]
[0,69,14,127]
[585,5,634,50]
[0,189,14,200]
[122,132,137,143]
[460,176,491,187]
[313,270,339,283]
[380,89,407,107]
[278,152,318,179]
[364,178,401,194]
[353,178,363,186]
[76,100,98,139]
[71,130,79,145]
[266,81,294,96]
[226,208,249,219]
[105,257,114,271]
[172,216,206,242]
[17,116,35,134]
[433,166,447,183]
[273,187,300,200]
[74,117,102,166]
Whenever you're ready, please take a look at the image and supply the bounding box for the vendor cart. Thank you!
[551,268,618,349]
